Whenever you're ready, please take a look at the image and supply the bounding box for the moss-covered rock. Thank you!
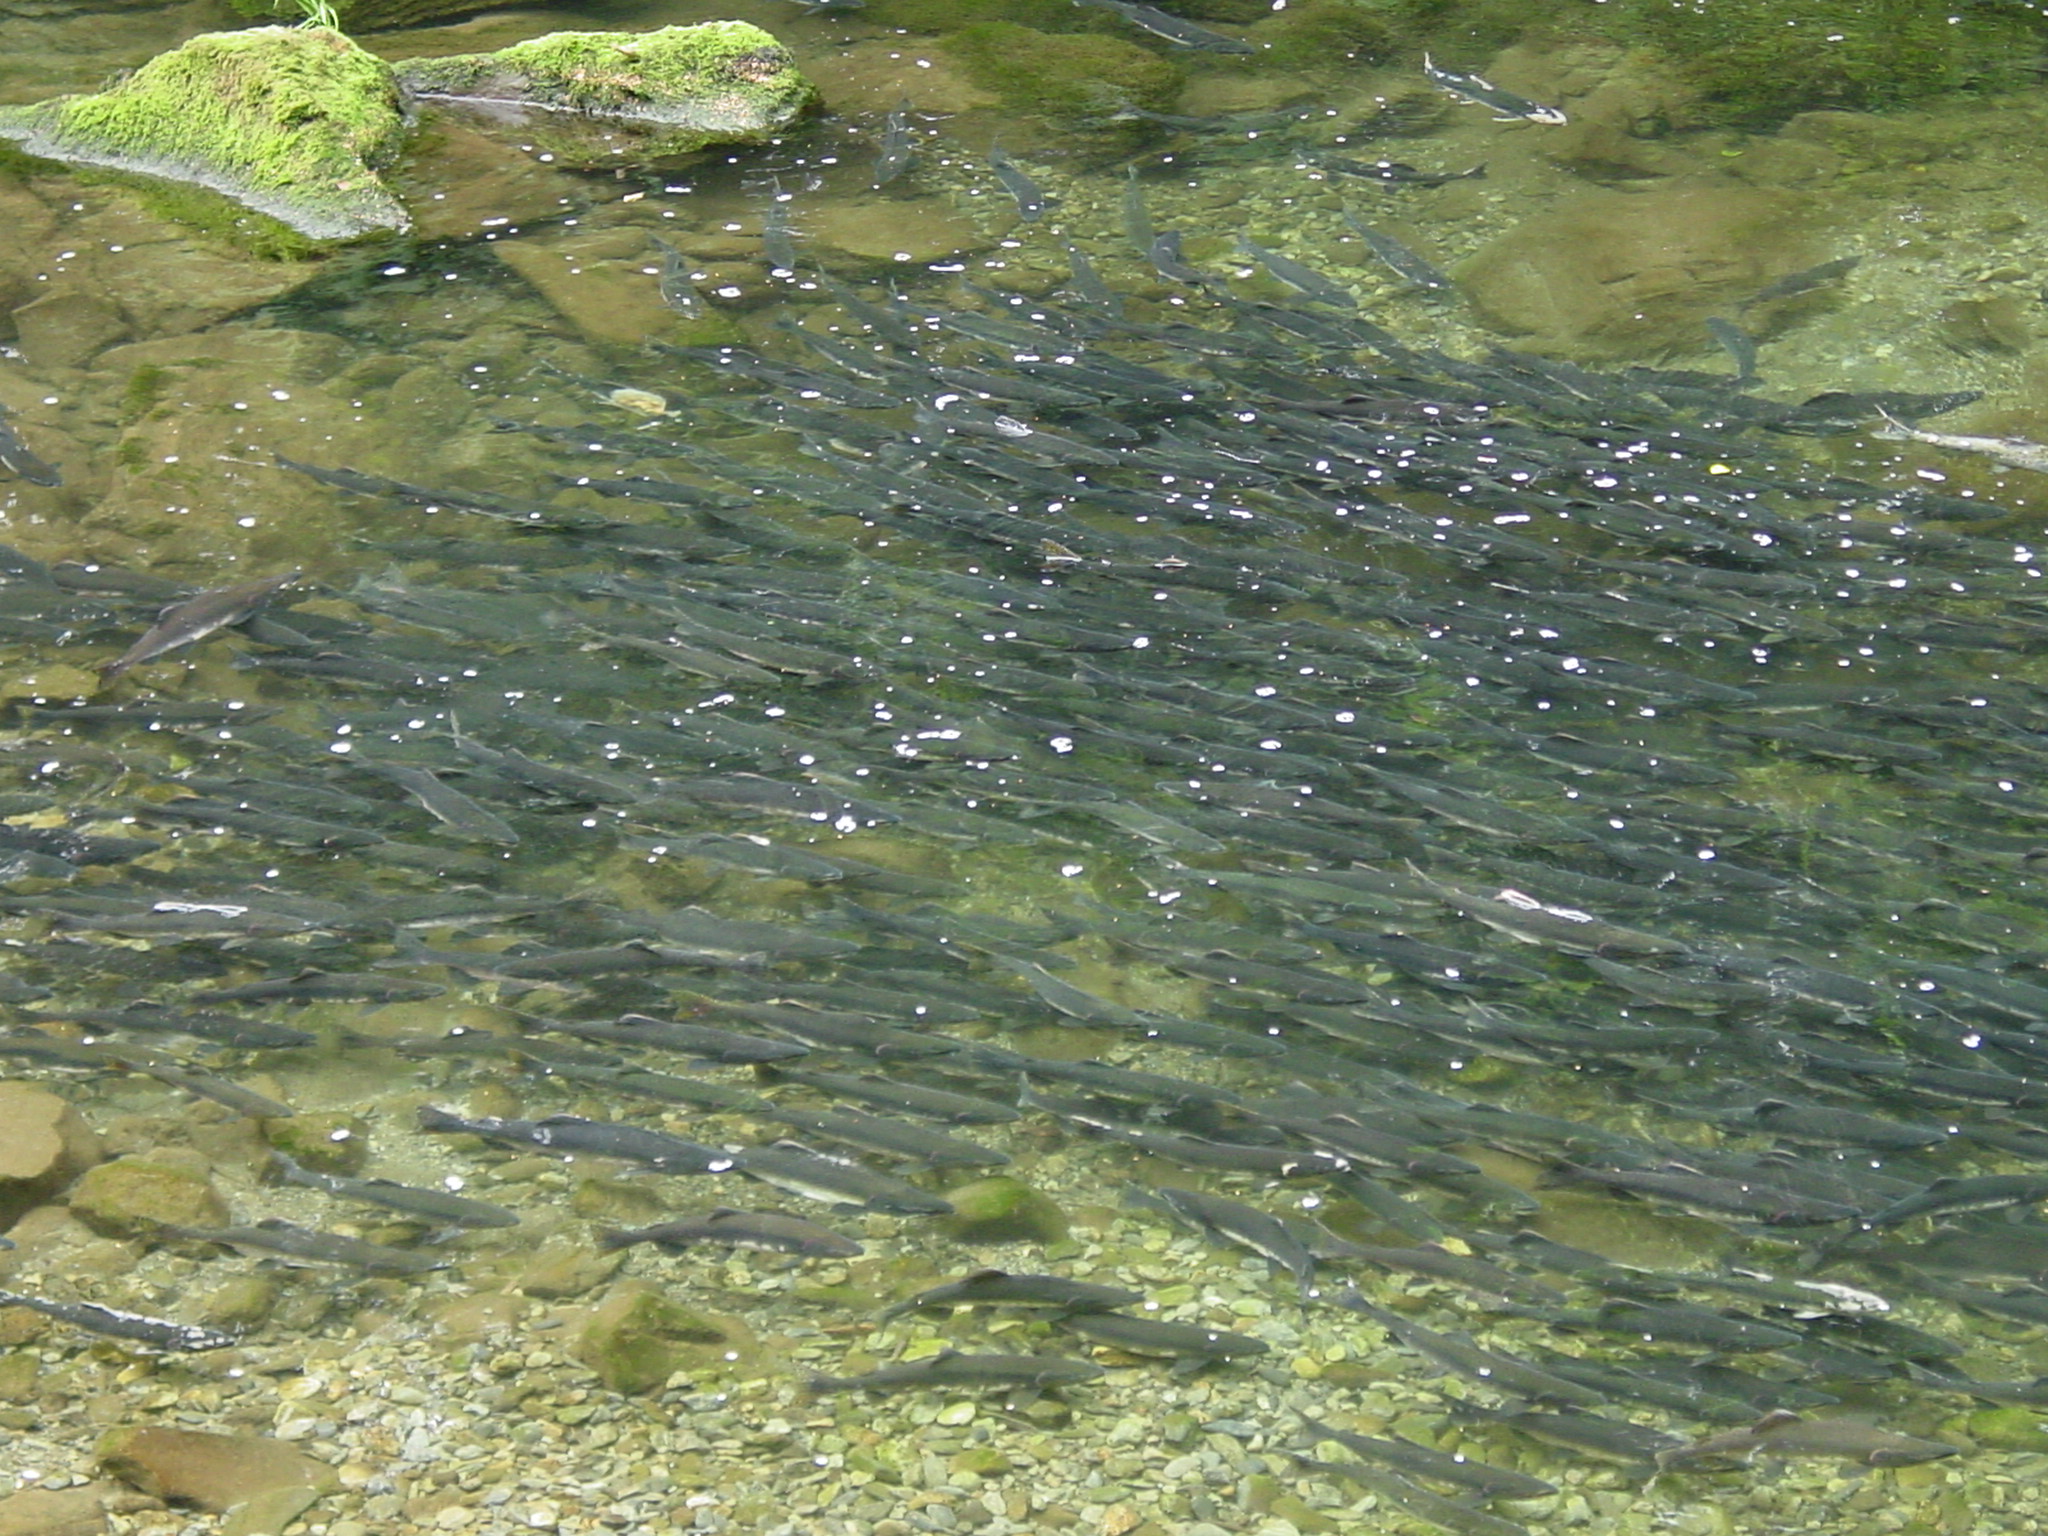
[1248,0,1395,74]
[1587,0,2046,125]
[67,1156,229,1237]
[263,1112,369,1175]
[1964,1405,2048,1453]
[949,23,1184,128]
[574,1284,753,1395]
[939,1176,1069,1245]
[0,27,408,244]
[394,22,817,165]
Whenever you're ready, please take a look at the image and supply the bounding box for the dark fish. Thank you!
[764,1106,1007,1168]
[1739,255,1859,311]
[98,570,301,684]
[599,1208,862,1257]
[113,1057,294,1119]
[1659,1410,1956,1470]
[1073,0,1256,52]
[882,1270,1140,1320]
[1338,1293,1606,1408]
[1863,1174,2048,1227]
[1421,52,1567,124]
[647,232,703,319]
[1590,1298,1803,1352]
[1062,241,1123,316]
[1317,156,1486,187]
[25,1003,316,1051]
[1300,1458,1530,1536]
[761,197,799,275]
[1451,1404,1685,1466]
[1056,1310,1270,1360]
[508,1052,773,1115]
[355,760,520,846]
[765,1068,1017,1124]
[271,1151,519,1228]
[157,1219,449,1275]
[1148,229,1215,289]
[532,1012,808,1065]
[717,1002,954,1060]
[807,1349,1104,1394]
[1234,235,1357,310]
[1298,1414,1557,1501]
[987,140,1048,222]
[1749,1098,1948,1151]
[0,405,61,487]
[1130,1185,1317,1299]
[194,970,446,1005]
[1705,316,1758,383]
[730,1140,953,1214]
[416,1105,737,1174]
[0,1290,236,1351]
[1545,1163,1857,1226]
[872,98,917,188]
[1121,165,1154,253]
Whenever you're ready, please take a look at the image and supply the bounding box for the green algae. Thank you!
[1368,0,2047,126]
[874,0,1105,31]
[950,22,1184,128]
[939,1175,1071,1245]
[1252,0,1396,73]
[0,27,407,244]
[1592,0,2046,125]
[394,23,817,155]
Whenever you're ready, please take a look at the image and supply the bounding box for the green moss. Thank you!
[952,23,1184,126]
[394,23,817,151]
[939,1175,1070,1245]
[1173,0,1270,20]
[1253,0,1396,73]
[871,0,1103,33]
[0,27,406,243]
[118,366,169,426]
[1577,0,2045,125]
[1364,0,1549,57]
[573,1285,751,1395]
[263,1112,370,1174]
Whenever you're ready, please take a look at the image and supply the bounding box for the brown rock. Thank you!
[0,1082,101,1227]
[806,198,991,267]
[11,285,129,370]
[0,1482,118,1536]
[1454,178,1817,361]
[517,1239,625,1299]
[96,1426,337,1513]
[573,1284,754,1394]
[66,1156,229,1238]
[491,231,675,348]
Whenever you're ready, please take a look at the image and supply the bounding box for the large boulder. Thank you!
[394,22,818,167]
[0,27,409,244]
[1454,178,1819,363]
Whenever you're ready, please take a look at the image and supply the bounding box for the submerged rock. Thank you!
[0,27,409,244]
[0,1082,100,1228]
[1454,178,1817,362]
[96,1426,337,1513]
[940,1176,1069,1246]
[67,1155,229,1237]
[574,1284,753,1394]
[394,22,818,167]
